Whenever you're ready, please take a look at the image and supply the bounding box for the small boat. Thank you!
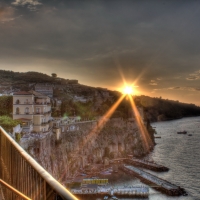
[177,131,187,134]
[188,134,192,136]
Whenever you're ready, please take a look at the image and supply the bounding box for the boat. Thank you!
[188,134,192,136]
[177,131,187,134]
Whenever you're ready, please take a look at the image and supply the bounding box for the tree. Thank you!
[0,116,21,132]
[0,96,13,116]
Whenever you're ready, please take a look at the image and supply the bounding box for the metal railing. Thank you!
[0,179,31,200]
[0,126,78,200]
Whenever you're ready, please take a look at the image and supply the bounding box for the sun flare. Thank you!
[123,86,134,95]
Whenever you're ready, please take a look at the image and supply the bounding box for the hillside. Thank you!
[136,95,200,122]
[0,70,200,122]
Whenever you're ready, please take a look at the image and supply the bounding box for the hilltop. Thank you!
[0,70,200,122]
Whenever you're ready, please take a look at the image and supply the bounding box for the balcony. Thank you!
[33,121,50,126]
[24,112,30,115]
[33,123,41,126]
[41,122,49,126]
[24,102,32,104]
[35,102,51,105]
[0,127,77,200]
[34,110,51,115]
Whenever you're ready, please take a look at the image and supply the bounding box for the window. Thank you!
[25,107,29,114]
[36,108,40,114]
[16,107,20,114]
[16,99,20,104]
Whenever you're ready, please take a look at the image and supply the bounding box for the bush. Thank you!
[0,96,13,116]
[0,116,20,132]
[15,132,21,143]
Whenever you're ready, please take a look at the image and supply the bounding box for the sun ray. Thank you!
[58,95,126,183]
[128,95,153,152]
[87,94,126,140]
[80,94,126,151]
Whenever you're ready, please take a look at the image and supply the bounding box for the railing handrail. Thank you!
[0,179,31,200]
[0,126,78,200]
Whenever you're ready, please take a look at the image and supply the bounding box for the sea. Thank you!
[84,117,200,200]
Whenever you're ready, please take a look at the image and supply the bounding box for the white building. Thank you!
[13,91,52,133]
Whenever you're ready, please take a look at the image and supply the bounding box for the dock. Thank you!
[120,165,186,196]
[71,185,149,198]
[125,158,169,172]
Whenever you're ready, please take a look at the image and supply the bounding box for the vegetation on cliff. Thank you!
[138,96,200,122]
[0,96,13,116]
[0,70,54,84]
[60,100,97,120]
[0,115,21,132]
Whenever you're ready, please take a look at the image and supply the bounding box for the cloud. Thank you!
[168,86,181,90]
[186,70,200,80]
[168,86,200,92]
[0,6,16,23]
[173,76,181,79]
[11,0,42,11]
[149,80,157,85]
[149,78,162,85]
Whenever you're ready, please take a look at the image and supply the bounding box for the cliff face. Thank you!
[27,118,154,181]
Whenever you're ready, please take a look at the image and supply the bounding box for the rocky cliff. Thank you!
[27,118,154,181]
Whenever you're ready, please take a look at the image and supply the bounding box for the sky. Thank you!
[1,0,200,105]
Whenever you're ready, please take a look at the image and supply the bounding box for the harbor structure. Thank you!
[124,158,169,172]
[120,164,186,196]
[71,185,149,198]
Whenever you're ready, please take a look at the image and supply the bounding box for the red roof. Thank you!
[13,91,32,95]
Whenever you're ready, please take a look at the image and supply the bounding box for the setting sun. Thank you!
[123,86,134,95]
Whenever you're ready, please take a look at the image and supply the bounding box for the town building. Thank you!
[13,91,52,133]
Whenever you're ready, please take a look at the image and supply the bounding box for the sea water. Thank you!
[82,117,200,200]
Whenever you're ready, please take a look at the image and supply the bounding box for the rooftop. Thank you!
[13,91,32,95]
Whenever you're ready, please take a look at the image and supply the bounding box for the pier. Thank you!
[124,158,169,172]
[71,185,149,198]
[120,165,186,196]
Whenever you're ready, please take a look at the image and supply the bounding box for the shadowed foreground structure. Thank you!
[0,126,78,200]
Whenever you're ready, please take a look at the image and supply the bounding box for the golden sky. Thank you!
[1,0,200,105]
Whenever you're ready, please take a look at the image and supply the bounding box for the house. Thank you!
[13,91,52,133]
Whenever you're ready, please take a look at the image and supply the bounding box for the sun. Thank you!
[123,86,134,95]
